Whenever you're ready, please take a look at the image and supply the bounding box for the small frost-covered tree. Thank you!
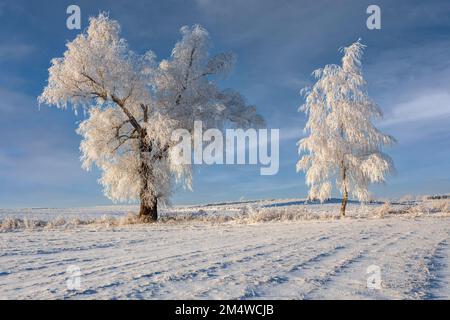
[297,40,395,216]
[39,14,263,222]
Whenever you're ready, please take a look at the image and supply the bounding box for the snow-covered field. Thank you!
[1,198,449,299]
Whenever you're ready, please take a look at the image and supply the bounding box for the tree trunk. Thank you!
[340,187,348,217]
[138,129,158,223]
[340,164,348,217]
[139,195,157,222]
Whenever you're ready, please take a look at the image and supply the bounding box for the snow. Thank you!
[0,199,449,299]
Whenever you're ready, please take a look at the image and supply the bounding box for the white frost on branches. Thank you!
[297,40,395,202]
[154,24,264,132]
[39,13,263,208]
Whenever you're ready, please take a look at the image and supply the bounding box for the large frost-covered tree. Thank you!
[297,40,395,216]
[39,14,263,222]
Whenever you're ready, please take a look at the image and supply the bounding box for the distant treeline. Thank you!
[427,195,449,200]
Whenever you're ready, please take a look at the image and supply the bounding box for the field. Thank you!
[1,198,449,299]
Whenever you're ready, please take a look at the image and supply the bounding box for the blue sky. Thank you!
[0,0,449,208]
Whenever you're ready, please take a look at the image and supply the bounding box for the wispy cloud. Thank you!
[0,42,34,61]
[382,91,450,126]
[0,87,35,114]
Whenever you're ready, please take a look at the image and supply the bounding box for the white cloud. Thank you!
[0,87,34,109]
[382,91,450,126]
[0,43,34,61]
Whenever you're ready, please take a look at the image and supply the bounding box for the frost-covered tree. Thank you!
[297,40,395,216]
[39,14,263,222]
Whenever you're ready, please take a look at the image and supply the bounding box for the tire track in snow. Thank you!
[302,226,420,299]
[124,230,333,299]
[113,223,351,299]
[304,219,450,299]
[421,237,450,299]
[2,218,450,299]
[2,223,326,298]
[234,226,374,299]
[240,220,419,299]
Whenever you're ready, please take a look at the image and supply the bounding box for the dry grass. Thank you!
[1,199,449,232]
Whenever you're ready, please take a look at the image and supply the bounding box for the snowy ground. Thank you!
[0,198,449,299]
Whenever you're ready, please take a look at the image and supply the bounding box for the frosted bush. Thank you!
[67,218,94,227]
[430,200,449,214]
[235,206,338,223]
[96,215,119,227]
[118,213,141,225]
[398,200,450,218]
[408,204,426,217]
[375,202,392,218]
[1,217,22,231]
[45,216,67,229]
[23,218,45,230]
